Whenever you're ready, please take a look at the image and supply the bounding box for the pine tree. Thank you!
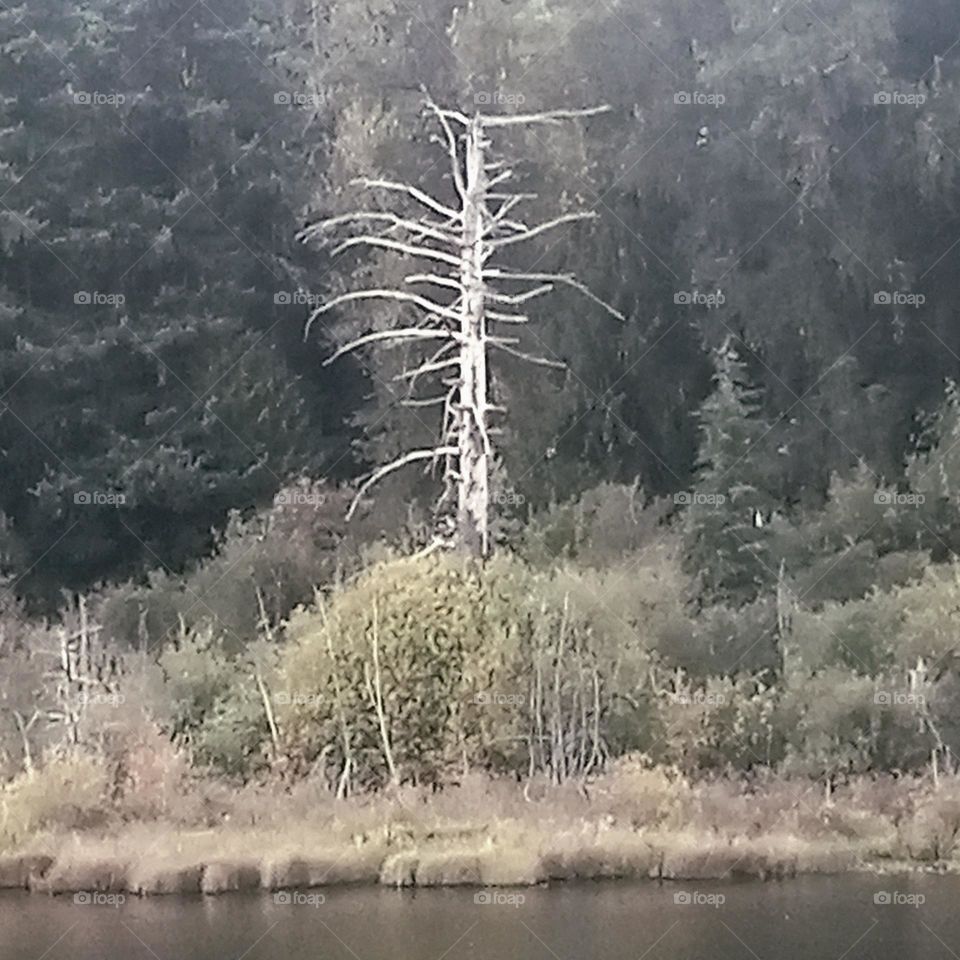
[0,0,341,603]
[904,380,960,558]
[683,341,780,604]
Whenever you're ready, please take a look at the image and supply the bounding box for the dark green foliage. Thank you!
[91,479,355,653]
[4,0,960,613]
[0,0,356,604]
[682,343,781,603]
[10,0,960,795]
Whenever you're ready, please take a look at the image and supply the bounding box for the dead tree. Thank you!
[301,97,622,558]
[45,595,121,747]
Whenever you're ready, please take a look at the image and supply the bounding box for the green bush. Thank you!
[519,483,672,566]
[92,480,354,652]
[897,784,960,861]
[276,552,669,788]
[0,753,110,849]
[779,666,880,783]
[158,626,274,776]
[652,672,783,774]
[277,553,534,788]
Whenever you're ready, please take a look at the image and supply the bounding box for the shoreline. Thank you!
[6,766,960,898]
[2,828,955,897]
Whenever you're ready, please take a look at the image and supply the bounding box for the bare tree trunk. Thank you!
[551,595,570,783]
[12,709,38,774]
[321,600,355,798]
[363,600,399,788]
[532,642,544,777]
[458,116,490,558]
[255,672,280,760]
[304,99,620,557]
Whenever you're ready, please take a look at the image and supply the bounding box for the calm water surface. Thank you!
[1,876,952,960]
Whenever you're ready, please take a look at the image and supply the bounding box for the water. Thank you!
[0,876,952,960]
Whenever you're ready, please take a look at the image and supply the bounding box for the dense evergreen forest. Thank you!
[8,0,960,815]
[1,0,958,600]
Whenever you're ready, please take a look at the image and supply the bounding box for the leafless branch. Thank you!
[402,394,451,407]
[347,447,458,520]
[490,211,596,249]
[423,98,468,200]
[479,105,612,127]
[491,342,567,369]
[307,289,461,337]
[333,235,461,267]
[397,354,461,383]
[404,273,465,294]
[422,98,471,127]
[324,328,462,365]
[303,211,458,245]
[351,177,460,221]
[486,169,514,190]
[484,268,626,321]
[489,284,554,304]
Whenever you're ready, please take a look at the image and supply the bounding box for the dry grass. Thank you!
[0,754,110,850]
[2,760,956,893]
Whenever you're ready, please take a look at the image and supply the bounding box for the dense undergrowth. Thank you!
[4,462,960,870]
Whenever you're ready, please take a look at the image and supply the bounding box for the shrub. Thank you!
[779,666,879,783]
[519,483,672,566]
[659,598,779,679]
[158,626,274,777]
[0,628,61,780]
[653,672,783,773]
[91,480,354,652]
[277,553,535,789]
[276,549,676,789]
[788,591,901,675]
[897,783,960,861]
[0,753,110,848]
[110,719,191,821]
[590,754,688,828]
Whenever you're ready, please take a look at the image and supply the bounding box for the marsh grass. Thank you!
[2,760,957,893]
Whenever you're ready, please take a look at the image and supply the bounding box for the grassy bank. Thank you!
[4,763,960,895]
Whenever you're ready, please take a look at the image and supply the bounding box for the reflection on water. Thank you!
[0,875,951,960]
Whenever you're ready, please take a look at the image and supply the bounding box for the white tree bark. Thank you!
[302,97,621,558]
[457,116,490,557]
